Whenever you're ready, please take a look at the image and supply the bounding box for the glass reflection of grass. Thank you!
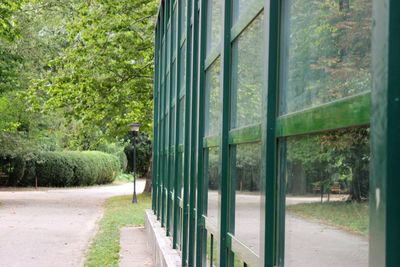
[287,201,369,236]
[206,234,218,267]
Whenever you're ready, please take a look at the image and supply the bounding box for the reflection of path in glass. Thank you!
[285,213,368,267]
[208,192,368,266]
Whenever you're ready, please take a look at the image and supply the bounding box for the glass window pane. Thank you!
[206,0,222,55]
[167,25,171,67]
[180,0,186,40]
[173,7,177,55]
[172,61,176,100]
[283,127,370,266]
[206,147,219,225]
[280,0,372,115]
[231,13,264,128]
[207,232,219,266]
[178,97,185,144]
[205,58,221,136]
[232,142,261,254]
[180,43,186,91]
[232,0,259,24]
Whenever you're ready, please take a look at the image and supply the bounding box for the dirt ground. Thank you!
[0,181,145,267]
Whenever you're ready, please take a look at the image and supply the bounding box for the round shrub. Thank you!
[29,151,119,187]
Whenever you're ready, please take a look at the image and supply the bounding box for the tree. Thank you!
[29,0,157,141]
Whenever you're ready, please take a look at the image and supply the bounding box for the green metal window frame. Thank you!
[152,0,400,266]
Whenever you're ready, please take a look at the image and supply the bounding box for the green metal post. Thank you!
[219,0,233,265]
[188,0,200,265]
[173,0,182,249]
[182,0,193,264]
[263,0,280,266]
[152,21,160,212]
[196,0,208,265]
[370,0,400,266]
[166,0,174,237]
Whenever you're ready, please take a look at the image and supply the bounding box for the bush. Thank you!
[96,142,128,173]
[7,151,119,187]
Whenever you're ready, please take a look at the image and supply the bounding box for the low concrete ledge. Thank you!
[145,210,182,267]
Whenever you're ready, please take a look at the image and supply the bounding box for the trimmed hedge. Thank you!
[8,151,119,187]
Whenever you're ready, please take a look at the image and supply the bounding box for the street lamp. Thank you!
[129,123,140,204]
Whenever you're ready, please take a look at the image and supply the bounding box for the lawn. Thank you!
[286,201,369,236]
[84,193,151,267]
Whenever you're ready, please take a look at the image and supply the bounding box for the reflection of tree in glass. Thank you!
[206,0,222,54]
[232,13,264,128]
[205,58,221,136]
[282,0,372,114]
[287,127,369,202]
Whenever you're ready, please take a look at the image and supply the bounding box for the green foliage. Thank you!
[124,133,152,178]
[29,0,157,139]
[0,1,22,41]
[96,142,128,173]
[5,151,120,187]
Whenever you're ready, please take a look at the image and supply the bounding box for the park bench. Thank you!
[313,182,341,194]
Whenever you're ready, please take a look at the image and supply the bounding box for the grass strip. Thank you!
[286,201,369,236]
[85,193,151,267]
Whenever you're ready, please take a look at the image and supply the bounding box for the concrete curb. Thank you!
[145,209,182,267]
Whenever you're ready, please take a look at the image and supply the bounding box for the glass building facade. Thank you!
[152,0,400,266]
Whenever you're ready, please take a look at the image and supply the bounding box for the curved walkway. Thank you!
[0,181,145,267]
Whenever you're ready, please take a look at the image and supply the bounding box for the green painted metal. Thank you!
[229,124,261,144]
[152,20,161,212]
[370,1,400,266]
[188,0,200,264]
[219,0,233,265]
[166,0,174,236]
[276,92,371,138]
[182,0,193,264]
[195,0,208,265]
[263,0,280,266]
[230,0,264,42]
[173,0,183,249]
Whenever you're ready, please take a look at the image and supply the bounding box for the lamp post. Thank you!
[129,123,140,204]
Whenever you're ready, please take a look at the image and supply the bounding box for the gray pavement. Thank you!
[208,191,368,266]
[0,181,145,267]
[119,227,154,267]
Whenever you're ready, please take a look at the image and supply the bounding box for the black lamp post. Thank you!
[129,123,140,204]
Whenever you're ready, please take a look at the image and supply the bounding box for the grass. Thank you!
[112,173,133,185]
[84,193,151,267]
[286,201,369,236]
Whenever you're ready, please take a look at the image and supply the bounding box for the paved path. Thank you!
[119,227,154,267]
[0,181,145,267]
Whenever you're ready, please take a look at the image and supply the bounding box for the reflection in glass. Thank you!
[206,232,219,267]
[206,0,222,55]
[178,97,185,144]
[180,44,186,91]
[232,0,259,24]
[233,142,261,254]
[283,127,370,267]
[172,61,176,99]
[206,147,219,225]
[231,13,264,129]
[180,0,186,40]
[205,58,221,136]
[280,0,372,114]
[172,7,177,55]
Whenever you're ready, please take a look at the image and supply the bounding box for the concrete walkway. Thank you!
[119,227,154,267]
[0,181,145,267]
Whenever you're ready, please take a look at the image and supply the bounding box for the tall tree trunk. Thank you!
[144,158,152,193]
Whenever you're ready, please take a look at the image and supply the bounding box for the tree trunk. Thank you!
[144,158,152,193]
